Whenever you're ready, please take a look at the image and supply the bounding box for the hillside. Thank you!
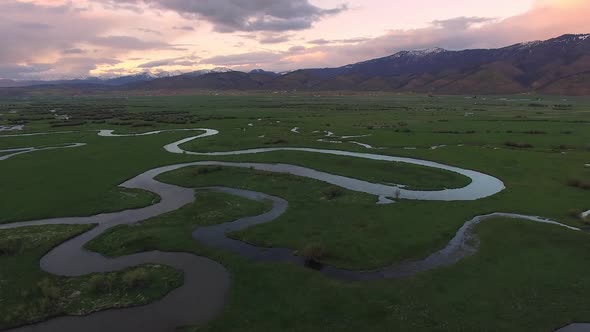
[2,34,589,95]
[134,34,590,95]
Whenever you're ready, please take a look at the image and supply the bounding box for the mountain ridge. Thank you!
[2,34,589,95]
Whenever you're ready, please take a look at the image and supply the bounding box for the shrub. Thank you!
[322,186,343,200]
[37,278,61,300]
[504,142,533,149]
[567,179,590,190]
[122,269,149,289]
[528,103,547,108]
[302,244,326,262]
[433,130,475,134]
[556,145,573,150]
[194,166,223,175]
[131,122,154,128]
[568,209,582,218]
[523,130,547,135]
[50,121,86,128]
[88,274,111,293]
[264,139,288,145]
[395,128,412,133]
[0,238,23,256]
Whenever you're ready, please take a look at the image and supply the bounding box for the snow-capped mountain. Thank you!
[2,34,589,95]
[181,67,234,77]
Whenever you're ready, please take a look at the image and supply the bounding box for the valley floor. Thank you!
[1,94,589,331]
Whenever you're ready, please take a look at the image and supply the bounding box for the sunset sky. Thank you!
[1,0,588,80]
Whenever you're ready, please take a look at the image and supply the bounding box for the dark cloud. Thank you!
[0,1,113,70]
[259,34,292,44]
[432,17,496,30]
[288,46,306,53]
[51,57,122,78]
[337,37,370,44]
[201,52,284,66]
[18,22,53,29]
[308,37,369,45]
[237,32,293,44]
[0,63,53,79]
[116,0,347,32]
[308,39,331,45]
[0,1,177,79]
[138,56,200,68]
[90,36,170,50]
[62,48,87,55]
[0,58,120,80]
[137,28,162,35]
[173,25,195,31]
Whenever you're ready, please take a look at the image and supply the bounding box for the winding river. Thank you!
[0,128,585,331]
[0,143,86,161]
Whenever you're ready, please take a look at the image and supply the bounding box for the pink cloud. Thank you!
[1,0,589,78]
[254,0,590,71]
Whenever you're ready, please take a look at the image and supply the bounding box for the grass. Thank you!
[3,94,590,331]
[0,183,159,224]
[88,204,590,332]
[85,191,271,257]
[179,218,590,332]
[0,225,183,330]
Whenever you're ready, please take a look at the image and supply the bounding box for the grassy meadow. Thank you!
[0,93,589,331]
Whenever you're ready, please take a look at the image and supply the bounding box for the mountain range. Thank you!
[2,34,589,95]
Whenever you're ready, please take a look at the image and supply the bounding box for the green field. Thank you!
[1,93,589,331]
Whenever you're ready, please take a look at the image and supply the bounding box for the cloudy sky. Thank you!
[1,0,588,80]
